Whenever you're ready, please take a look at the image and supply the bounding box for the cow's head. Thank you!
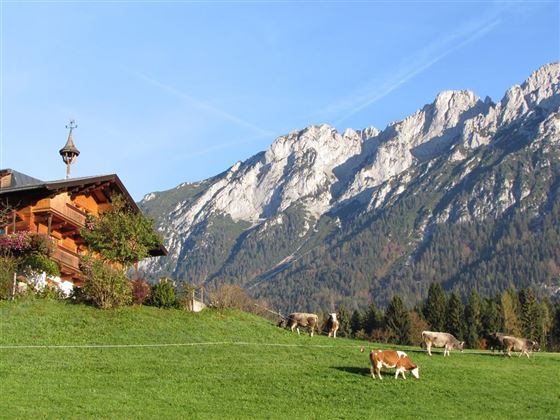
[330,313,337,322]
[277,319,286,328]
[410,367,420,379]
[531,341,540,352]
[457,341,465,352]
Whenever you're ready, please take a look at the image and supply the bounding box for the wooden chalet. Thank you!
[0,168,166,287]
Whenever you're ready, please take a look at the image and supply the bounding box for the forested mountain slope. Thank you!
[140,63,560,312]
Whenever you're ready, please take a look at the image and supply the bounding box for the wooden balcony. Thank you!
[33,199,87,228]
[52,246,81,274]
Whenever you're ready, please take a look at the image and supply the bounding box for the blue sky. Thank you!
[1,1,558,200]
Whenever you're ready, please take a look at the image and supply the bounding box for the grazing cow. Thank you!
[283,312,319,337]
[422,331,464,356]
[366,349,419,380]
[502,336,540,358]
[485,332,507,352]
[325,313,340,338]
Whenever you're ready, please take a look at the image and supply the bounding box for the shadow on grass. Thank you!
[408,348,510,358]
[332,366,371,377]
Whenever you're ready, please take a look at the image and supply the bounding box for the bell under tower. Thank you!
[59,120,80,179]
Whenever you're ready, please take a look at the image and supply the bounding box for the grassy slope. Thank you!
[1,300,558,419]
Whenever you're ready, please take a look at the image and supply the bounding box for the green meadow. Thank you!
[1,299,558,419]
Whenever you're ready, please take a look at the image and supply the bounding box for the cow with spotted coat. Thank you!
[363,348,420,380]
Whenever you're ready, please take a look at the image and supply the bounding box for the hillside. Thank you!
[1,299,559,419]
[139,63,560,312]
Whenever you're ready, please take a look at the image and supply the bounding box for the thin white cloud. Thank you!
[331,16,502,126]
[135,72,276,138]
[178,133,271,160]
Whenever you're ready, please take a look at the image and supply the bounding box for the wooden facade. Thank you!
[0,169,165,286]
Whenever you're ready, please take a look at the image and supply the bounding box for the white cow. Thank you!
[281,312,319,337]
[502,336,540,358]
[422,331,464,356]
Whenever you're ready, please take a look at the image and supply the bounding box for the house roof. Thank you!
[1,171,137,207]
[0,169,167,256]
[0,168,43,188]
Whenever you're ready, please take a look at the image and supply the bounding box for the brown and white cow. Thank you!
[283,312,319,337]
[502,336,540,358]
[367,349,419,380]
[325,313,340,338]
[422,331,464,356]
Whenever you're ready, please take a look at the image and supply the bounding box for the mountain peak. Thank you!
[524,62,559,89]
[498,62,559,126]
[434,89,478,104]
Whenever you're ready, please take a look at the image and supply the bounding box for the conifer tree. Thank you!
[364,302,383,334]
[519,288,541,341]
[337,305,352,338]
[540,299,553,350]
[481,296,504,336]
[445,292,465,340]
[385,295,412,345]
[464,289,482,348]
[501,289,521,336]
[423,283,447,331]
[350,309,364,336]
[550,303,560,352]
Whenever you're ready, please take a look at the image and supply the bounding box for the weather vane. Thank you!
[66,119,78,132]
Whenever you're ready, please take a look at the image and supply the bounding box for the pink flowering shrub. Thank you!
[79,255,95,274]
[0,232,59,298]
[84,215,96,231]
[0,232,54,257]
[0,231,31,254]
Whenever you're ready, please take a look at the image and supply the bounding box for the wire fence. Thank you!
[0,341,359,350]
[0,341,520,357]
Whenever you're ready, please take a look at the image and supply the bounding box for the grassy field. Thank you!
[1,299,558,419]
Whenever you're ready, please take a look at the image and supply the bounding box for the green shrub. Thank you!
[0,256,17,299]
[20,254,60,277]
[81,258,132,309]
[37,284,65,300]
[150,279,176,308]
[0,232,59,300]
[80,194,163,267]
[175,282,199,310]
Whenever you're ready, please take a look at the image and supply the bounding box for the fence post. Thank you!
[11,271,17,300]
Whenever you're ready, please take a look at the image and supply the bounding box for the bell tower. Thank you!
[59,120,80,179]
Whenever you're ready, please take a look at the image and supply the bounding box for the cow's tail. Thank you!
[315,316,322,336]
[314,315,321,337]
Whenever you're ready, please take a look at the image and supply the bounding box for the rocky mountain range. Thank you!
[139,63,560,312]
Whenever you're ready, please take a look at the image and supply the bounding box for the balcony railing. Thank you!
[33,199,87,227]
[52,246,81,272]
